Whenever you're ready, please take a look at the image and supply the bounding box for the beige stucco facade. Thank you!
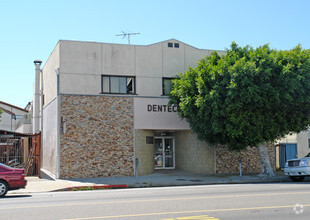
[296,131,310,157]
[55,39,224,97]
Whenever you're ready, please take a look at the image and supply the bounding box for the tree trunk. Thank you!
[257,143,275,177]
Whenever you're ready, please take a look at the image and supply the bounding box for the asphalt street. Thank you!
[1,182,309,220]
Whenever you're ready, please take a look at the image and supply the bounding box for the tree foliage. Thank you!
[169,42,310,152]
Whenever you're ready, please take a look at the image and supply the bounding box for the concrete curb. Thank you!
[56,184,128,192]
[9,174,301,194]
[135,178,291,187]
[52,177,291,192]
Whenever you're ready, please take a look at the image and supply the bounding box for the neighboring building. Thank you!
[0,101,31,133]
[275,131,310,169]
[36,39,277,179]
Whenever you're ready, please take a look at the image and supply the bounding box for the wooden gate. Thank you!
[0,130,40,176]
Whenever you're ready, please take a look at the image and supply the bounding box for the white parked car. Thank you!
[284,152,310,182]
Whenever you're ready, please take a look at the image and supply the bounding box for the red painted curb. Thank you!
[65,184,127,191]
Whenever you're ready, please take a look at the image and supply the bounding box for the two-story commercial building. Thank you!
[38,39,278,179]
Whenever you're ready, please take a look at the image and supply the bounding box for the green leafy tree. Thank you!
[169,42,310,177]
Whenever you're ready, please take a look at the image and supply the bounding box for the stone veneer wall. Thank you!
[215,143,276,174]
[59,95,134,178]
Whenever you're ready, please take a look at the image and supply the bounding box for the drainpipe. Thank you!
[33,60,42,134]
[55,68,60,179]
[40,68,44,131]
[40,68,44,178]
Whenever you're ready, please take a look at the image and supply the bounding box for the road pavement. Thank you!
[1,183,310,219]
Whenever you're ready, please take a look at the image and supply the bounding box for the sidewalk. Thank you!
[8,170,295,194]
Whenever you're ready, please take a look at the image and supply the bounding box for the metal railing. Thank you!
[15,114,32,130]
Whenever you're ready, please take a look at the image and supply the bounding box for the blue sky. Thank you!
[0,0,309,108]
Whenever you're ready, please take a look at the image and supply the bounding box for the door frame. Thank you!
[154,136,175,169]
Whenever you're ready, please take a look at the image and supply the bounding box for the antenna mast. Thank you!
[116,31,140,44]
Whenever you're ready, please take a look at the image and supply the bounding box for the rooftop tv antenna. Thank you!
[116,31,140,44]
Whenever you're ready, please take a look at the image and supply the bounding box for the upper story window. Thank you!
[167,42,179,48]
[163,78,174,96]
[101,75,136,94]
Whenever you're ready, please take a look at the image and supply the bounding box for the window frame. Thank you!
[308,128,310,149]
[162,77,175,96]
[101,75,136,95]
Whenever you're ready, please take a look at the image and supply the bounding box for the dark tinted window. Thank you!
[101,75,135,94]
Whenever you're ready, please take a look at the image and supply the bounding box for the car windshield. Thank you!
[0,163,13,169]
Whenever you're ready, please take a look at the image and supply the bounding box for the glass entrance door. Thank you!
[154,139,164,168]
[154,137,175,169]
